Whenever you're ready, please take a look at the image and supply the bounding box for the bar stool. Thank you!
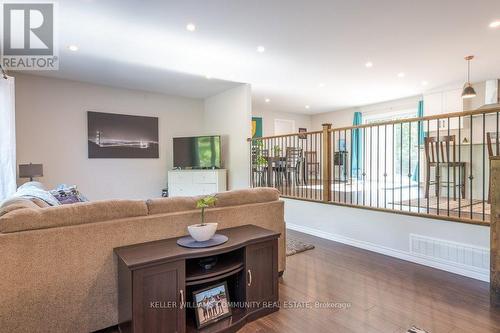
[424,135,466,200]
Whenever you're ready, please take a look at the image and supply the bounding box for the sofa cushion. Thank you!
[146,196,202,215]
[213,188,280,208]
[0,200,148,233]
[146,188,280,215]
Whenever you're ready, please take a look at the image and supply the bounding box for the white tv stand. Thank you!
[167,169,227,197]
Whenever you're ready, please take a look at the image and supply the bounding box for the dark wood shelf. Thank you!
[186,255,244,283]
[186,265,243,286]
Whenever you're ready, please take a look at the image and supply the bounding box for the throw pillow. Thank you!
[50,185,88,205]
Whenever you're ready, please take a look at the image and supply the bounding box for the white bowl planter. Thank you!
[188,223,218,242]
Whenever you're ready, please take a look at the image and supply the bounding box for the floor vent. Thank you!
[409,234,489,271]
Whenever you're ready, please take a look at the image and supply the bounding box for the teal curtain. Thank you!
[412,100,424,181]
[351,112,362,178]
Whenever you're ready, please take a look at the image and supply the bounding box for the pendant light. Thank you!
[462,55,477,99]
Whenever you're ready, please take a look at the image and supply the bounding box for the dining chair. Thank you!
[285,147,303,186]
[304,151,320,182]
[424,135,466,200]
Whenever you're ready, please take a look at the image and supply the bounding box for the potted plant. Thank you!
[273,145,281,157]
[188,195,218,242]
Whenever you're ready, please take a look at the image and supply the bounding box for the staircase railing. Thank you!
[248,106,500,226]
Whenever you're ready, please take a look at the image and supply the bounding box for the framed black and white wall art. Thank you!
[87,111,159,158]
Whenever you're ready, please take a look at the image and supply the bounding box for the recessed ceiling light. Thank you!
[205,74,211,79]
[318,83,326,88]
[421,80,429,86]
[257,46,265,53]
[365,61,373,68]
[305,105,310,109]
[265,98,271,103]
[68,45,79,52]
[489,20,500,28]
[397,72,406,78]
[186,23,196,32]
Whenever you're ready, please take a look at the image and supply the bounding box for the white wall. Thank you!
[15,73,205,200]
[204,84,252,190]
[284,198,490,281]
[252,109,312,136]
[311,107,357,130]
[311,96,422,131]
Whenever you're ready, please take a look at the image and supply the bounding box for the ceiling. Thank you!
[24,0,500,114]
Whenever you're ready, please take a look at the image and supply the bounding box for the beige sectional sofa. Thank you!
[0,188,285,333]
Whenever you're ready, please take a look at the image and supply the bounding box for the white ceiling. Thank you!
[25,0,500,114]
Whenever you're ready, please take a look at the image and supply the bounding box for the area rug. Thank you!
[286,235,315,256]
[470,201,491,215]
[406,326,429,333]
[392,197,482,211]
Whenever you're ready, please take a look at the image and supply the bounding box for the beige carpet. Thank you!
[393,197,482,210]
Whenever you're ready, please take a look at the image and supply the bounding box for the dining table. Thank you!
[265,155,307,187]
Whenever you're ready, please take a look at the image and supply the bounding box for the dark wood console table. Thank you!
[114,225,280,333]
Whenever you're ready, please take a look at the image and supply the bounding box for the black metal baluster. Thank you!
[392,123,396,210]
[447,117,450,216]
[426,120,430,214]
[274,137,277,191]
[362,127,367,206]
[332,130,334,202]
[332,130,336,202]
[280,136,284,196]
[306,133,309,199]
[377,125,380,208]
[250,140,253,187]
[470,114,473,220]
[483,113,486,221]
[298,134,302,199]
[417,118,421,214]
[357,126,360,205]
[458,116,462,218]
[408,121,412,212]
[281,137,290,195]
[321,132,324,201]
[350,129,353,205]
[301,134,304,199]
[315,133,317,201]
[400,123,403,211]
[292,135,295,197]
[370,127,373,206]
[384,125,387,208]
[437,119,440,215]
[344,129,347,203]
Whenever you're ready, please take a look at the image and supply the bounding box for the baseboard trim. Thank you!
[286,223,489,282]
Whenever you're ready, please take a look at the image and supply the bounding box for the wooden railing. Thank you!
[249,106,500,226]
[490,156,500,304]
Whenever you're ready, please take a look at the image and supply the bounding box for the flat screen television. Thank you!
[173,135,222,169]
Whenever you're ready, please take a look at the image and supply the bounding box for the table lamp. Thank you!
[19,163,43,181]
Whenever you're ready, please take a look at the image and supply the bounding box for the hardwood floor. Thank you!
[238,230,499,333]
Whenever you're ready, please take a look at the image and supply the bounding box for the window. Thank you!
[363,108,418,184]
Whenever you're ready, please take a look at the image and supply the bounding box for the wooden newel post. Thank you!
[491,156,500,306]
[322,123,332,202]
